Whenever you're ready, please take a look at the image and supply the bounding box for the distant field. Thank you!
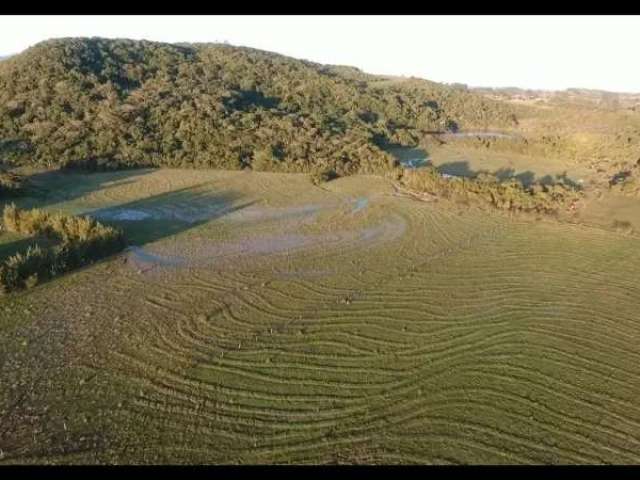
[2,169,640,464]
[427,144,593,184]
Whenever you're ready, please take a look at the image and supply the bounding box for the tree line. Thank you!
[400,167,582,215]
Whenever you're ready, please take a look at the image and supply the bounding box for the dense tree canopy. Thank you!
[0,37,517,176]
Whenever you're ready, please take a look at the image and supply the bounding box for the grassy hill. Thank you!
[0,37,517,176]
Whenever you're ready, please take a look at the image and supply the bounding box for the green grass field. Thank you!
[2,169,640,464]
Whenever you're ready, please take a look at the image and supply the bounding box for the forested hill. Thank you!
[0,37,518,176]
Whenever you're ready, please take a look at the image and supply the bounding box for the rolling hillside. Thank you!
[0,37,517,175]
[3,37,640,465]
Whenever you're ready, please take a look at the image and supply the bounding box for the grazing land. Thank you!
[2,168,640,464]
[2,37,640,465]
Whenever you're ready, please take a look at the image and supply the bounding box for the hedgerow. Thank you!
[400,167,581,214]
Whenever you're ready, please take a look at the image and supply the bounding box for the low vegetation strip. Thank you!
[399,167,582,214]
[0,204,126,293]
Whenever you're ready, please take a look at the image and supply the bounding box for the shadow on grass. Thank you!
[0,166,260,294]
[435,161,476,178]
[0,183,256,292]
[85,184,256,246]
[0,235,55,260]
[0,168,156,266]
[13,168,155,210]
[435,161,583,189]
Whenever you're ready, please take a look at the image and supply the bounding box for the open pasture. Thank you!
[2,169,640,464]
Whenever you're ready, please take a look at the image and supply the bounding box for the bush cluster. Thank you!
[0,204,126,293]
[310,168,339,185]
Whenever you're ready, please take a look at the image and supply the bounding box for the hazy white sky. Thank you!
[1,15,639,92]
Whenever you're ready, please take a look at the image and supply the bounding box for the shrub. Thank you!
[2,205,52,237]
[0,204,126,294]
[250,148,277,172]
[0,245,52,293]
[0,171,26,197]
[612,219,633,233]
[310,168,339,185]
